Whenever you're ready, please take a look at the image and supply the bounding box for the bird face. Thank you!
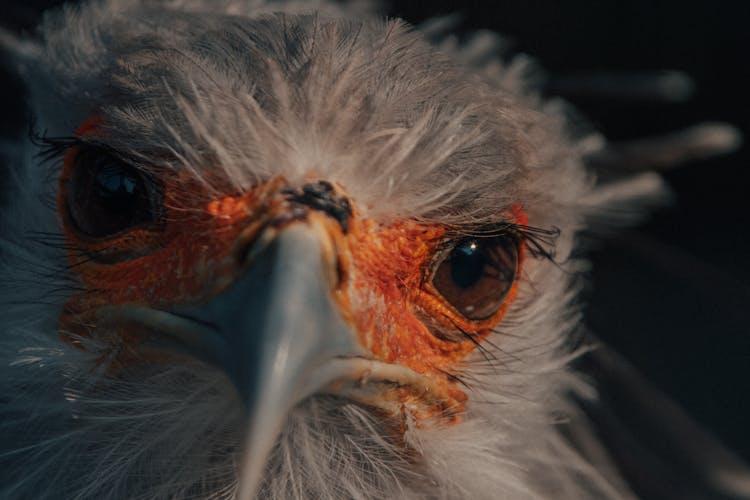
[1,2,648,499]
[56,111,530,493]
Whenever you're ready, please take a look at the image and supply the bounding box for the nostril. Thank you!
[282,180,353,233]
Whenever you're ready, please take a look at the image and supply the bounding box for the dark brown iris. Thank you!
[432,236,519,320]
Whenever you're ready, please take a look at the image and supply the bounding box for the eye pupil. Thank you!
[450,241,485,288]
[96,163,138,197]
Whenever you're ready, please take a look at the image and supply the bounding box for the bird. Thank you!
[0,0,747,499]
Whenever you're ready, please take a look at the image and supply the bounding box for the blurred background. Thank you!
[1,0,748,463]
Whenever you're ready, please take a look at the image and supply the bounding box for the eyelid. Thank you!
[35,116,140,171]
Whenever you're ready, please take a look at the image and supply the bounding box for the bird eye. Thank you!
[432,236,519,320]
[66,149,161,238]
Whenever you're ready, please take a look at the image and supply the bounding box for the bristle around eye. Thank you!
[29,125,146,173]
[446,222,560,263]
[29,127,84,165]
[514,224,560,262]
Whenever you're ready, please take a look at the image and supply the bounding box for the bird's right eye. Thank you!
[65,149,162,238]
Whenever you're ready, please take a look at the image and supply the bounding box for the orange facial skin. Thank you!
[59,118,526,423]
[340,214,525,418]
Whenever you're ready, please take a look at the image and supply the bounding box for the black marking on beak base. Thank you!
[281,180,352,233]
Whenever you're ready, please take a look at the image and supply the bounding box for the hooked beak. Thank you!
[113,223,364,497]
[189,224,364,498]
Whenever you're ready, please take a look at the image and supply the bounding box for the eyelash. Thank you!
[28,119,87,159]
[515,224,559,261]
[444,223,559,262]
[32,132,128,167]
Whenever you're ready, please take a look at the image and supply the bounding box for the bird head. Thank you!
[0,1,666,498]
[56,114,531,492]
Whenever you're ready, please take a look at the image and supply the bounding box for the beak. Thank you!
[161,223,364,498]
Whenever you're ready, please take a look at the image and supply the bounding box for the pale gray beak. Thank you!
[135,224,364,498]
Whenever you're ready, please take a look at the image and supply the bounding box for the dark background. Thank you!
[2,0,749,462]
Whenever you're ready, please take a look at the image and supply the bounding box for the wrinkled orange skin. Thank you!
[59,118,525,420]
